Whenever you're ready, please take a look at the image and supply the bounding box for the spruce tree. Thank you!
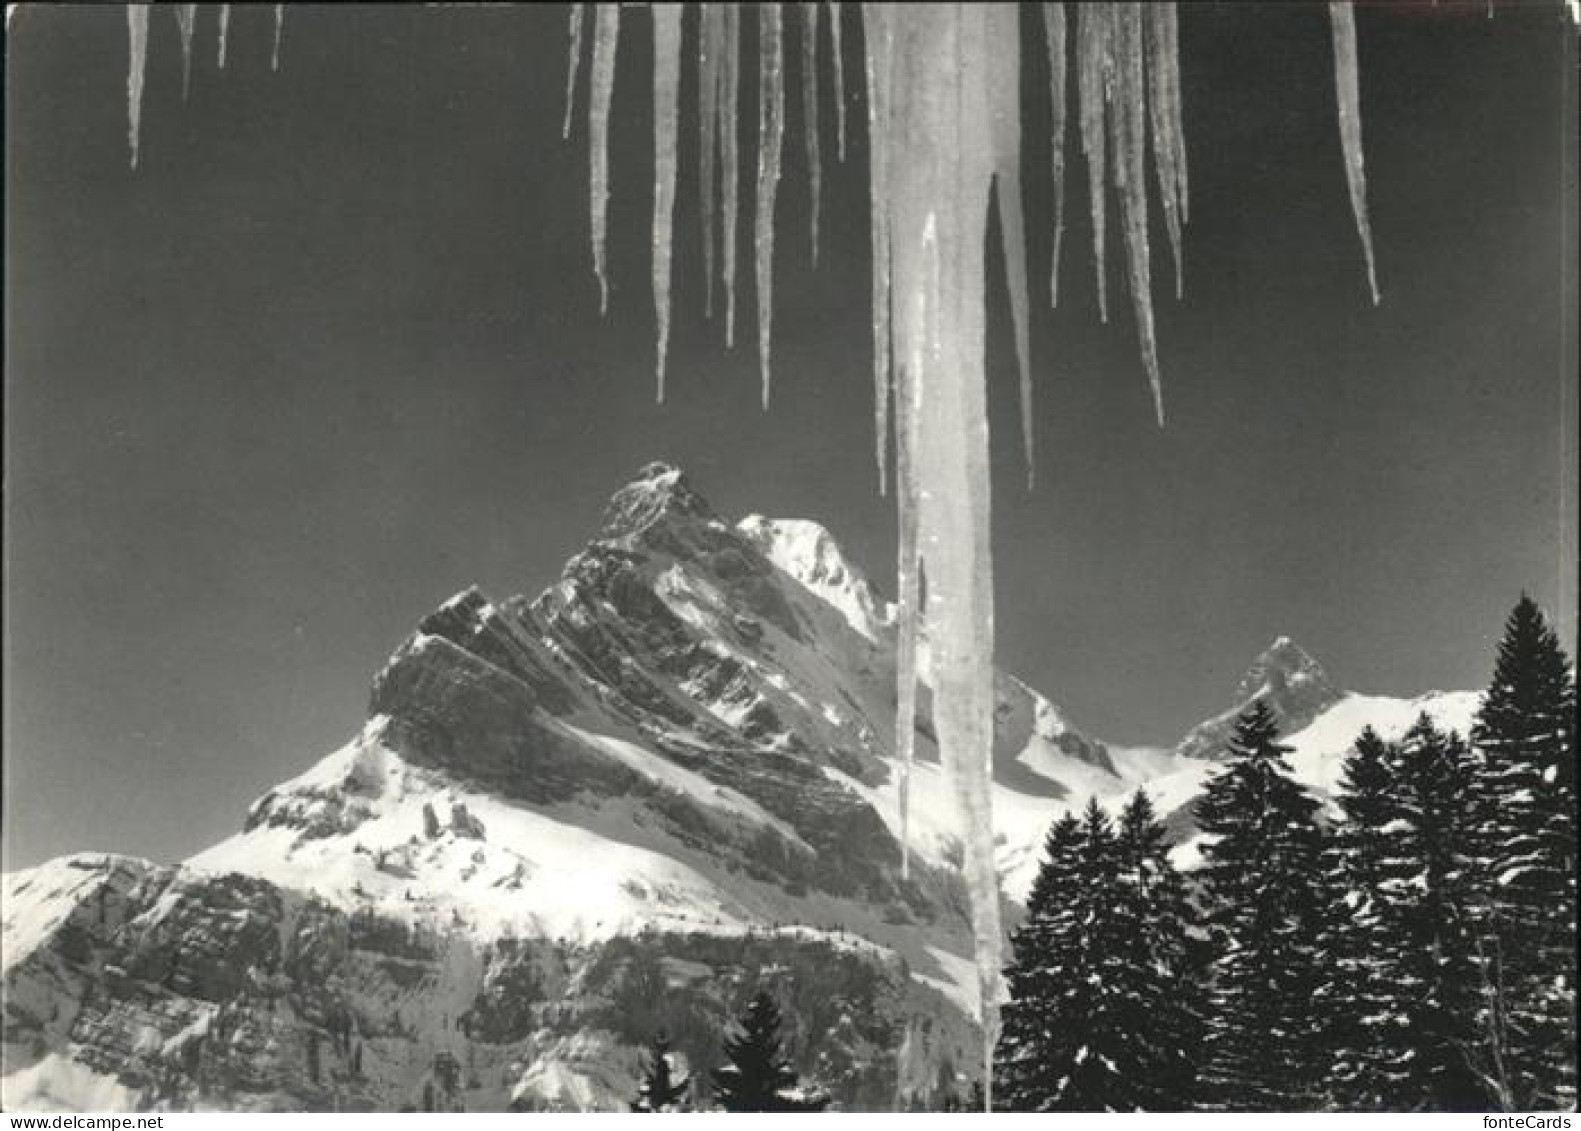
[1112,789,1206,1109]
[711,992,827,1112]
[995,813,1084,1110]
[631,1031,690,1112]
[1321,726,1409,1110]
[1379,716,1488,1110]
[994,797,1201,1111]
[1469,595,1577,1108]
[1194,703,1329,1111]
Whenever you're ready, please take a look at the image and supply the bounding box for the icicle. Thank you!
[126,5,148,170]
[755,4,785,409]
[1163,1,1188,224]
[863,3,894,494]
[827,1,846,161]
[175,4,196,101]
[652,5,683,403]
[271,3,284,73]
[721,5,742,347]
[894,346,920,883]
[1043,2,1068,305]
[563,4,584,141]
[589,4,621,316]
[217,3,230,70]
[1329,2,1381,305]
[883,8,1003,1107]
[800,3,822,264]
[987,5,1034,489]
[1111,4,1164,425]
[1077,5,1110,323]
[1145,3,1185,299]
[699,5,724,318]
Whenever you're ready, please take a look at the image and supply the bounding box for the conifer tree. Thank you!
[711,992,827,1112]
[1194,703,1329,1111]
[1469,595,1577,1108]
[995,796,1201,1111]
[995,813,1084,1110]
[1321,726,1408,1110]
[1112,789,1206,1109]
[631,1031,690,1112]
[1379,717,1488,1110]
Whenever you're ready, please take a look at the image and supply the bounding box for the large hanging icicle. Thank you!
[652,5,683,402]
[720,5,743,347]
[1329,1,1381,305]
[588,5,620,315]
[864,4,894,495]
[698,5,724,318]
[755,5,785,409]
[800,3,822,263]
[879,6,1008,1105]
[1145,3,1186,298]
[1043,2,1068,305]
[175,4,197,101]
[563,4,584,140]
[1076,5,1111,323]
[271,3,284,72]
[1110,4,1164,425]
[987,5,1035,488]
[126,6,149,170]
[216,3,230,70]
[827,1,846,161]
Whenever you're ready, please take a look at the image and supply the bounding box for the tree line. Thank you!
[994,595,1576,1112]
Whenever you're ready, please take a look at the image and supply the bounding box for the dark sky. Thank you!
[5,3,1576,870]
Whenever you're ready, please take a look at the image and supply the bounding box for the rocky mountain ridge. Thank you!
[2,463,1478,1112]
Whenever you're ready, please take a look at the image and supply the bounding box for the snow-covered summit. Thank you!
[596,460,715,540]
[1232,635,1337,707]
[1176,635,1344,760]
[736,515,892,641]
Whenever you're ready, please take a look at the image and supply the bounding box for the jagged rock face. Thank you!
[1174,636,1343,760]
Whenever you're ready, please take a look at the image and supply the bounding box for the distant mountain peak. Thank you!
[1176,636,1343,760]
[1233,636,1335,704]
[597,461,716,540]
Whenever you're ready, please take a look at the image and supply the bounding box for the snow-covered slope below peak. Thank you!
[186,721,835,945]
[1281,688,1481,798]
[2,854,166,975]
[1156,688,1483,868]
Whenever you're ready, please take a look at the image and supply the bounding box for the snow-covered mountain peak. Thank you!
[596,460,716,541]
[1175,636,1343,760]
[1234,636,1336,705]
[736,515,892,641]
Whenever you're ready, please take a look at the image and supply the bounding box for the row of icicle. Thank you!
[126,3,285,170]
[118,1,1386,1111]
[559,3,1381,1109]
